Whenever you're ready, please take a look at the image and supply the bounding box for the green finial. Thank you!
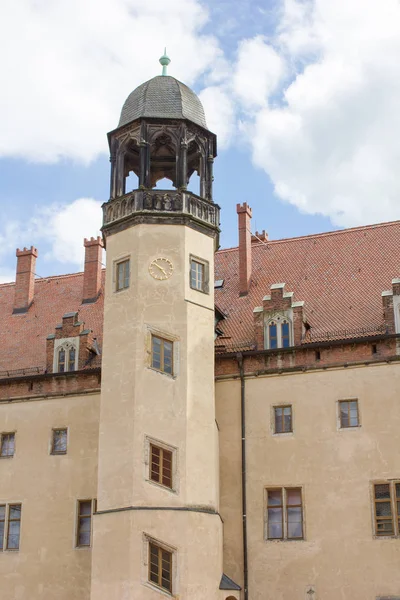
[159,48,171,76]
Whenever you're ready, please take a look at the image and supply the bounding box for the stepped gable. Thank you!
[0,271,105,373]
[214,220,400,351]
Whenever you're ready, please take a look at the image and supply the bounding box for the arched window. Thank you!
[269,322,278,349]
[58,349,66,373]
[56,343,77,373]
[281,320,290,348]
[266,316,292,349]
[68,347,76,372]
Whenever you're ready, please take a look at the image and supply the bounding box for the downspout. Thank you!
[237,352,248,600]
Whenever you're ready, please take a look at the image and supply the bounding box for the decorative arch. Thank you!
[55,339,78,373]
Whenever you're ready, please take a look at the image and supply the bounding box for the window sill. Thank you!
[338,425,361,431]
[143,581,173,598]
[146,477,177,495]
[189,285,209,295]
[265,537,305,542]
[272,431,294,437]
[0,455,14,459]
[148,366,175,379]
[50,452,67,456]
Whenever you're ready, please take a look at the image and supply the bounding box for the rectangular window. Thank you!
[0,506,5,550]
[266,487,303,540]
[339,400,359,428]
[76,500,93,547]
[149,542,172,593]
[6,504,21,550]
[51,429,68,455]
[150,444,173,489]
[190,258,209,293]
[116,259,130,292]
[0,433,15,458]
[274,406,292,434]
[151,335,173,375]
[373,482,398,536]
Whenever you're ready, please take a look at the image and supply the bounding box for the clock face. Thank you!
[149,257,174,281]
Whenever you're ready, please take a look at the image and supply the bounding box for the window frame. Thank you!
[149,443,173,490]
[273,405,293,434]
[75,499,94,548]
[144,536,176,596]
[0,503,22,551]
[265,315,293,350]
[189,255,209,294]
[338,399,360,429]
[0,432,15,458]
[151,334,174,376]
[51,428,68,455]
[372,480,400,538]
[115,257,130,292]
[265,487,304,541]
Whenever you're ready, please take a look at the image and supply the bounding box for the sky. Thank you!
[1,0,400,282]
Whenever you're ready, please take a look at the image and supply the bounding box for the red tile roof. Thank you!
[0,219,399,372]
[214,220,400,351]
[0,272,104,374]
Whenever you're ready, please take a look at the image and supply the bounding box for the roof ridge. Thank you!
[216,219,400,254]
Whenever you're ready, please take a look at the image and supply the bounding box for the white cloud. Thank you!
[0,0,222,163]
[0,198,102,280]
[239,0,400,227]
[199,87,236,147]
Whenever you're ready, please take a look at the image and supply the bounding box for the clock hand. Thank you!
[154,263,167,276]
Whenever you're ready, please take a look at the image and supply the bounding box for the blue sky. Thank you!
[1,0,400,281]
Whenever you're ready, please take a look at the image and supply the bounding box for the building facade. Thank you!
[1,59,400,600]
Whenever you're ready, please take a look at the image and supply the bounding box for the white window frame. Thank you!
[114,256,131,292]
[265,314,293,350]
[189,254,209,294]
[0,432,16,458]
[264,486,304,541]
[0,503,22,551]
[53,337,79,373]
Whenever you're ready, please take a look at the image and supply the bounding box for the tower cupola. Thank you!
[102,53,219,246]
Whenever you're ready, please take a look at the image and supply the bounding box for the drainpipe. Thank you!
[237,352,248,600]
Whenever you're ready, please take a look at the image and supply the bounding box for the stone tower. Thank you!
[90,54,223,599]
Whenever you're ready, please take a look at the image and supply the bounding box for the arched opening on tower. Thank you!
[187,139,203,197]
[187,172,200,196]
[150,133,177,189]
[125,171,139,192]
[154,177,175,190]
[122,139,140,195]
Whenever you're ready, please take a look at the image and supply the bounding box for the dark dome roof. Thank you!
[118,75,208,129]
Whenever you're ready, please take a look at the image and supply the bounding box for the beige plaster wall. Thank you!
[0,392,99,600]
[94,223,222,598]
[216,362,400,600]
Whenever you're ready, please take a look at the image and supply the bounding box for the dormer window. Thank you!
[54,338,79,373]
[266,316,292,349]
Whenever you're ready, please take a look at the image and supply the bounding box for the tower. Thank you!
[91,54,223,599]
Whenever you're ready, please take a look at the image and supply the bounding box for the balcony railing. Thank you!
[103,189,220,231]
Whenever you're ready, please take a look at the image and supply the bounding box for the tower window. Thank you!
[149,541,173,593]
[0,433,15,458]
[150,444,173,489]
[274,406,292,434]
[115,258,130,292]
[51,429,68,455]
[339,400,359,428]
[151,335,173,375]
[76,500,93,547]
[190,256,209,293]
[266,316,293,349]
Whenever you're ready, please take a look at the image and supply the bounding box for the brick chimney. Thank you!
[82,237,104,304]
[237,203,252,296]
[13,246,38,314]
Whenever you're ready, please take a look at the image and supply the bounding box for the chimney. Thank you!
[82,237,104,303]
[237,203,252,296]
[13,246,38,314]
